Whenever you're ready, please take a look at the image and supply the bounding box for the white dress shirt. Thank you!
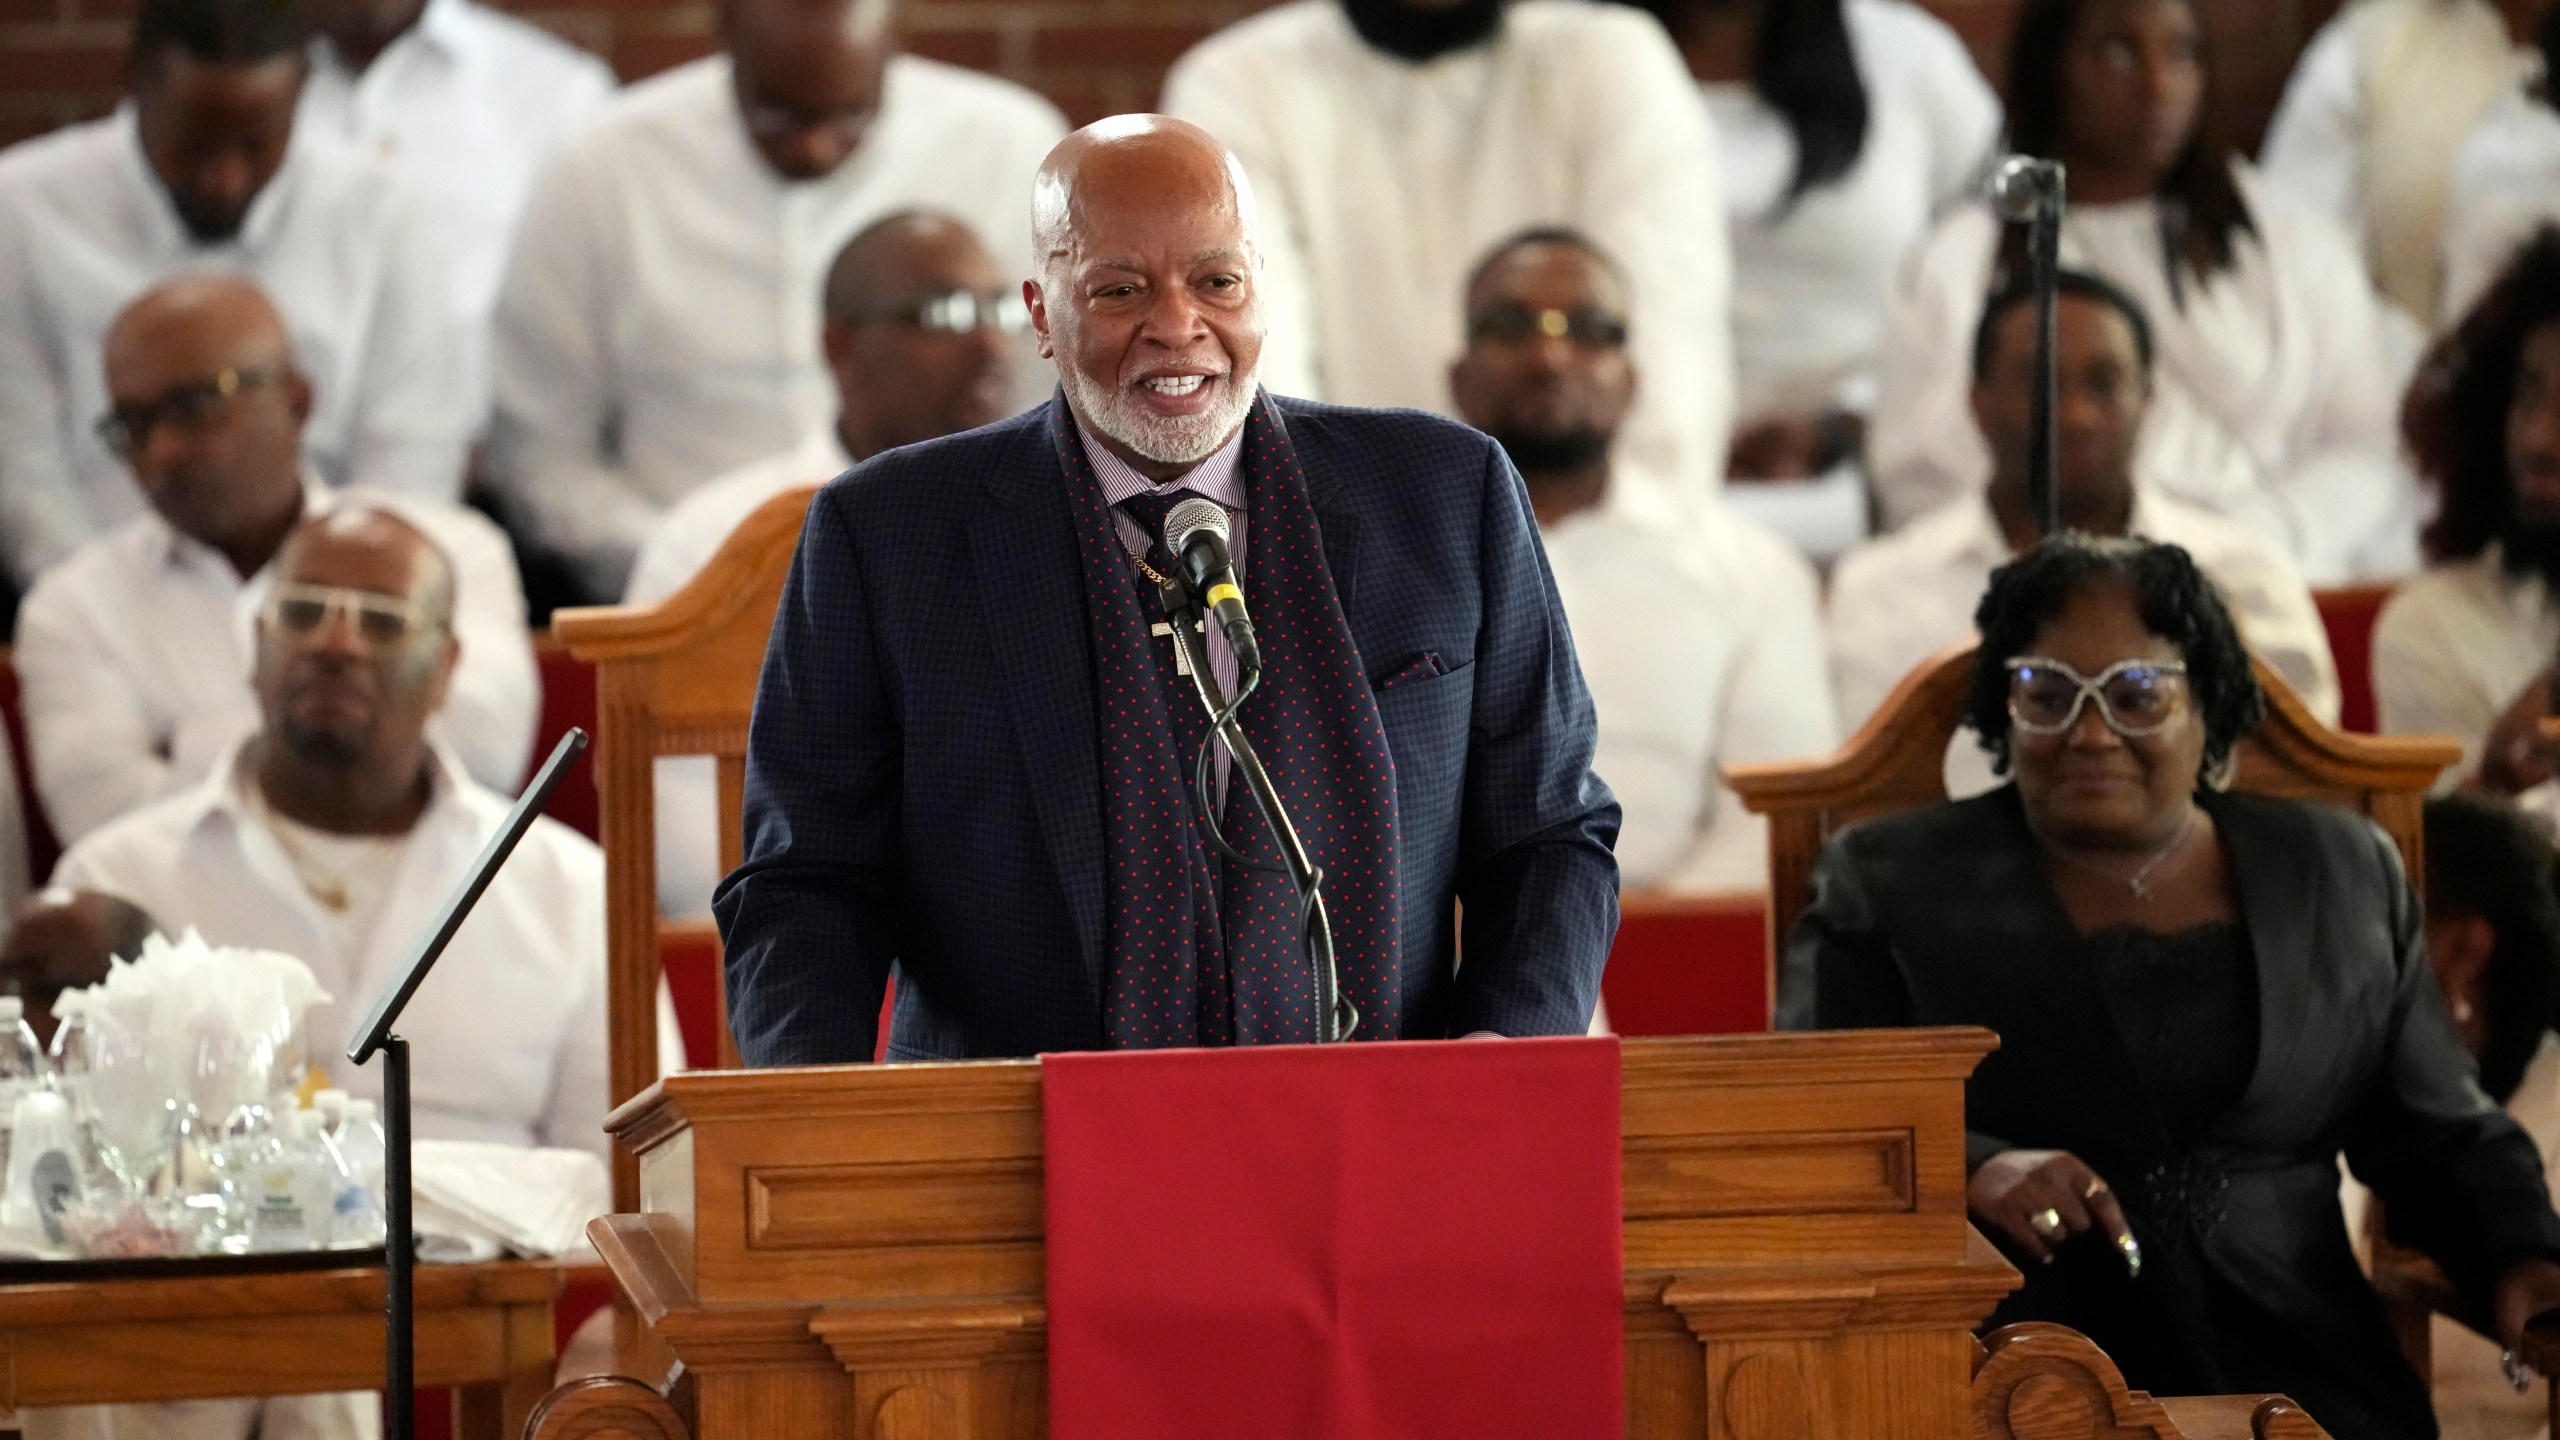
[2373,546,2560,786]
[1163,0,1735,505]
[297,0,616,323]
[1826,486,2343,735]
[1544,483,1837,894]
[2258,0,2526,325]
[51,741,683,1155]
[1868,164,2422,584]
[0,110,475,585]
[624,428,849,919]
[15,484,538,844]
[486,54,1065,596]
[1710,0,1998,426]
[2442,85,2560,322]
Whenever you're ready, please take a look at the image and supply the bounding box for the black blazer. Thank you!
[713,397,1622,1066]
[1780,786,2560,1439]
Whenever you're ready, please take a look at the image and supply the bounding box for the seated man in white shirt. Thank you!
[487,0,1066,601]
[625,209,1019,916]
[0,0,476,588]
[33,507,678,1440]
[1164,0,1735,509]
[1830,269,2339,736]
[1448,228,1835,895]
[2376,230,2560,795]
[15,273,536,845]
[298,0,617,322]
[2440,9,2560,322]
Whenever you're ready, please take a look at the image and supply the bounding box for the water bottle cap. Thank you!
[348,1099,377,1121]
[0,996,20,1022]
[314,1089,347,1115]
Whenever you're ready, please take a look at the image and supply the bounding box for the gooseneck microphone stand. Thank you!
[346,728,593,1440]
[1154,581,1357,1043]
[1991,155,2069,538]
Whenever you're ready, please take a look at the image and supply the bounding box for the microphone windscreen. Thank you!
[1165,496,1231,555]
[1987,155,2051,222]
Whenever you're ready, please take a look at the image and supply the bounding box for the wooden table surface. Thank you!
[0,1260,575,1440]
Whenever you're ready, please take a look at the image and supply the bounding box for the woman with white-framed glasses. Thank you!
[1779,533,2560,1440]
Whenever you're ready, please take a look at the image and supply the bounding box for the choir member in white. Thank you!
[1163,0,1734,506]
[2440,11,2560,323]
[0,0,476,589]
[15,276,536,845]
[296,0,617,322]
[2260,0,2539,328]
[1831,272,2337,740]
[485,0,1064,600]
[1867,0,2421,585]
[1633,0,2000,555]
[624,212,1023,917]
[29,508,677,1440]
[1449,229,1835,894]
[2376,231,2560,797]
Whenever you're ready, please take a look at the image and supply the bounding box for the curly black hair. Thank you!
[1967,533,2266,780]
[2405,226,2560,563]
[2424,792,2560,1105]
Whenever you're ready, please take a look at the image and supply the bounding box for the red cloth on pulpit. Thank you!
[1042,1037,1623,1440]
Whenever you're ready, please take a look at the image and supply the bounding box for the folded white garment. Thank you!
[411,1139,608,1261]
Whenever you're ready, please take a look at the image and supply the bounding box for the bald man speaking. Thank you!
[718,117,1619,1064]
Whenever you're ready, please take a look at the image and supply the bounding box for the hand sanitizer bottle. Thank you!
[245,1109,343,1252]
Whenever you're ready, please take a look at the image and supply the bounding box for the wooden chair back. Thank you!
[549,486,818,1206]
[1726,644,2462,1003]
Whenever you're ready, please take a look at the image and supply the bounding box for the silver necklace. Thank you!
[2047,810,2199,901]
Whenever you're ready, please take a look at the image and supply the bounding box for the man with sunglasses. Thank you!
[1827,269,2338,755]
[487,0,1064,603]
[36,506,679,1440]
[14,274,536,845]
[1449,228,1835,895]
[624,210,1019,917]
[0,0,477,591]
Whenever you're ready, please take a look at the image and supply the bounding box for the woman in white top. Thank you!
[1627,0,2000,556]
[1868,0,2421,585]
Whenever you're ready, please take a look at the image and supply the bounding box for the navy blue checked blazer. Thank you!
[713,395,1622,1065]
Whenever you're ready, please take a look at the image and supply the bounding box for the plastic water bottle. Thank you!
[0,1088,82,1254]
[329,1099,386,1247]
[312,1088,348,1137]
[244,1109,343,1252]
[0,997,47,1182]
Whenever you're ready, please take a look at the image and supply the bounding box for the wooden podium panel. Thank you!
[585,1031,2019,1440]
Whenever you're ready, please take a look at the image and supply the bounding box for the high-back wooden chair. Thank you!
[1727,643,2460,980]
[550,486,819,1207]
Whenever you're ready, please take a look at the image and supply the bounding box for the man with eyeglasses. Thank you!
[34,506,679,1440]
[14,274,536,846]
[0,0,477,592]
[623,209,1018,917]
[487,0,1064,603]
[1449,227,1835,895]
[1826,270,2337,790]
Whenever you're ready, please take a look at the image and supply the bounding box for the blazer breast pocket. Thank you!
[1371,660,1474,814]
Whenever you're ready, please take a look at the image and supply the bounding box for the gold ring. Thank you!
[2031,1207,2064,1237]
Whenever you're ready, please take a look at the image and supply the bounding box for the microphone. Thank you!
[1164,496,1261,676]
[1988,154,2064,222]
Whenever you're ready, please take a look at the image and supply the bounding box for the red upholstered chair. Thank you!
[1600,892,1770,1036]
[529,635,602,841]
[2314,583,2396,735]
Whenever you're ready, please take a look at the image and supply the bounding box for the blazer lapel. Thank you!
[2214,792,2318,1121]
[973,412,1106,991]
[1274,399,1362,623]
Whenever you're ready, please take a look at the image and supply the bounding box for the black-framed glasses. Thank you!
[260,582,443,651]
[2005,656,2192,738]
[853,289,1030,336]
[95,367,282,458]
[1464,303,1630,350]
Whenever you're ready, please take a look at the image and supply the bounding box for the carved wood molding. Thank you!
[1661,1240,2018,1339]
[811,1299,1046,1369]
[525,1377,692,1440]
[1973,1323,2333,1439]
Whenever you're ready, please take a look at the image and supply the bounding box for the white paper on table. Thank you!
[409,1140,608,1261]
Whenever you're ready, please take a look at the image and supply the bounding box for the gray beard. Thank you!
[1059,363,1259,468]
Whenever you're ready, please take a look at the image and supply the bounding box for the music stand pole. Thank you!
[347,728,592,1440]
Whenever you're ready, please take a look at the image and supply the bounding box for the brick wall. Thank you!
[0,0,2349,157]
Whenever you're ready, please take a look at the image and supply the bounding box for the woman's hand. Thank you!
[2475,672,2557,795]
[2493,1254,2560,1360]
[1968,1148,2138,1269]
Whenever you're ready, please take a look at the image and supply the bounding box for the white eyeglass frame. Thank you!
[259,582,443,650]
[2003,654,2192,737]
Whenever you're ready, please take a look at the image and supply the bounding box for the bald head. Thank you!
[0,887,157,1047]
[723,0,895,181]
[277,505,457,628]
[1025,116,1267,480]
[103,273,313,575]
[820,210,1015,457]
